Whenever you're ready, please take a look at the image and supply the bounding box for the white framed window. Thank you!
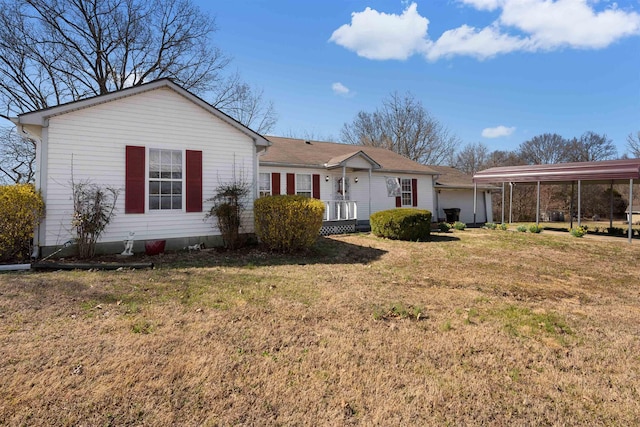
[401,178,412,206]
[296,173,312,197]
[259,172,271,197]
[149,148,182,210]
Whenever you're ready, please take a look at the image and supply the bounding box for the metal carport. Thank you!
[472,159,640,243]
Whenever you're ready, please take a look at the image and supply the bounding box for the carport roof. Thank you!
[473,159,640,185]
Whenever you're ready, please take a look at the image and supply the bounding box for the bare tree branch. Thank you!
[341,91,459,165]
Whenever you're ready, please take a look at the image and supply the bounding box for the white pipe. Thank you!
[0,264,31,271]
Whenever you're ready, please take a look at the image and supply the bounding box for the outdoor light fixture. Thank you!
[354,177,359,183]
[325,175,329,182]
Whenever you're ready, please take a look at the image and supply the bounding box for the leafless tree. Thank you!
[452,142,489,175]
[0,126,36,184]
[210,73,277,134]
[626,132,640,158]
[518,133,571,165]
[567,131,617,162]
[0,0,277,172]
[341,91,459,165]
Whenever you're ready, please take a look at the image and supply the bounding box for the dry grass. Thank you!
[1,230,640,425]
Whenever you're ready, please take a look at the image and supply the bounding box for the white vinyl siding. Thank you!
[41,86,257,246]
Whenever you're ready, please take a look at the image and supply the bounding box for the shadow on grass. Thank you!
[162,236,389,269]
[428,234,461,243]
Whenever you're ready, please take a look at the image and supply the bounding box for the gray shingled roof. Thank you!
[263,136,438,175]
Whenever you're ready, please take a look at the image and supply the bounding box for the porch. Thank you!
[321,200,358,236]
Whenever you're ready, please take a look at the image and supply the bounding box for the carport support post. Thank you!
[629,179,634,243]
[501,182,505,224]
[536,181,540,225]
[577,180,582,227]
[509,182,514,224]
[610,181,614,230]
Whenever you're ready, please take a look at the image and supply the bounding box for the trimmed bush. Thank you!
[570,226,587,238]
[484,222,497,230]
[437,222,452,232]
[529,224,543,234]
[498,223,508,231]
[0,184,45,261]
[254,195,325,252]
[453,221,466,231]
[370,208,431,241]
[516,225,528,233]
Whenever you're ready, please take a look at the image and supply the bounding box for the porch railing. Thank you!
[324,200,357,221]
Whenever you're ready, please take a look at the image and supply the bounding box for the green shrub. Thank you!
[570,226,587,238]
[453,221,466,231]
[0,184,45,261]
[438,222,452,232]
[516,225,527,233]
[498,223,508,231]
[370,208,432,241]
[484,222,497,230]
[528,224,543,233]
[254,195,325,252]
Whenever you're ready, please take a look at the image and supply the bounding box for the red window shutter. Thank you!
[286,173,295,195]
[412,178,418,207]
[272,173,281,195]
[312,174,320,199]
[396,196,402,208]
[125,145,145,214]
[185,150,203,212]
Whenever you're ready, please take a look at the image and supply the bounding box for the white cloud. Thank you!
[499,0,640,50]
[332,82,351,96]
[459,0,501,11]
[329,3,430,60]
[330,1,640,61]
[482,125,516,138]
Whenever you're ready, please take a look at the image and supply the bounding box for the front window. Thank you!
[149,149,182,210]
[296,174,312,197]
[401,178,412,206]
[259,172,271,197]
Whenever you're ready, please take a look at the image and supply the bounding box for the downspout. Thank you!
[483,191,489,223]
[473,182,477,226]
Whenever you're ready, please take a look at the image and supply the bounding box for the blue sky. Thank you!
[200,0,639,156]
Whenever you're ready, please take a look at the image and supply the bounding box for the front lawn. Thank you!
[1,230,639,425]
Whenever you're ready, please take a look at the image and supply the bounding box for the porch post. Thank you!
[501,182,505,224]
[536,181,540,226]
[578,180,582,227]
[473,182,477,225]
[629,179,634,243]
